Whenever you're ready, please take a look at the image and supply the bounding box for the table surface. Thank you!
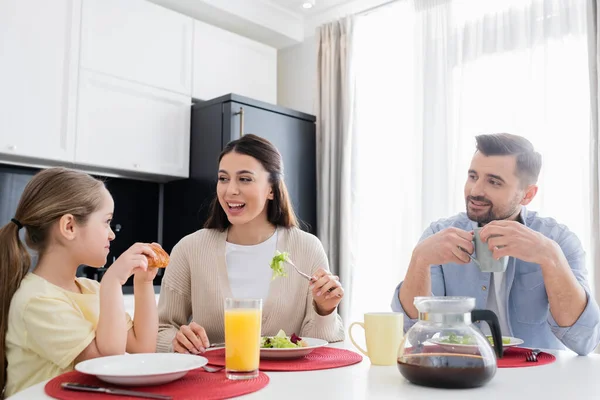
[8,342,600,399]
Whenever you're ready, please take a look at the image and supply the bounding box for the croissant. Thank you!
[146,243,170,268]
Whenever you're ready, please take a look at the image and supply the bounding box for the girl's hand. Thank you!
[310,268,344,316]
[134,242,162,283]
[134,266,158,284]
[105,243,156,285]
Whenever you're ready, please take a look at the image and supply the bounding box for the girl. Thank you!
[157,134,345,354]
[0,167,159,398]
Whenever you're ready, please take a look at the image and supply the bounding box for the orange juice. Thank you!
[224,308,262,371]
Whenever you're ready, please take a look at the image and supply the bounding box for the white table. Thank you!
[9,343,600,399]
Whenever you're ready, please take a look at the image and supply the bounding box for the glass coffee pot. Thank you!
[397,296,504,389]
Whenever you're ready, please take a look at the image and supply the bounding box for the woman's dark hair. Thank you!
[204,134,298,231]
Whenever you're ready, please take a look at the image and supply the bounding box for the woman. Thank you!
[156,134,345,353]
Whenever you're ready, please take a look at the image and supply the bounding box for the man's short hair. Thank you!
[475,133,542,185]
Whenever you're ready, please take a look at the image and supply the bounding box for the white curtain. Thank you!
[587,0,600,350]
[351,0,592,324]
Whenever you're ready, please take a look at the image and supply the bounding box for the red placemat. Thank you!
[497,347,556,368]
[204,347,362,372]
[44,369,269,400]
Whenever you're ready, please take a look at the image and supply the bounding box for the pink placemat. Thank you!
[498,347,556,368]
[45,369,269,400]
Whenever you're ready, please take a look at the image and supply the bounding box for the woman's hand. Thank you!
[310,268,344,316]
[172,322,210,354]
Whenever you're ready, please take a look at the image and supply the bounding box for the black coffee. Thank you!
[397,353,495,389]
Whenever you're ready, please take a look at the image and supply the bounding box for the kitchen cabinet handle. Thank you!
[234,107,244,137]
[7,145,17,151]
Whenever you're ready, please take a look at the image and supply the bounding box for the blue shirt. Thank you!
[391,207,600,355]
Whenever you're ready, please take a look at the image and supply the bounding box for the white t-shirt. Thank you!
[483,271,511,337]
[225,231,277,301]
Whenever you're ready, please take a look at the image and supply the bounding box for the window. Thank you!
[351,0,591,323]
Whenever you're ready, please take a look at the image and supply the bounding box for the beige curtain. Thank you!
[316,16,356,324]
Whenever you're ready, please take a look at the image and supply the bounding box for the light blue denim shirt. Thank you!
[391,208,600,355]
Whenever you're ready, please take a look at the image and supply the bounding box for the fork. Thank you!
[285,257,313,281]
[285,258,338,295]
[526,348,541,362]
[202,365,224,373]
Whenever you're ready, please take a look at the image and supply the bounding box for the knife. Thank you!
[61,382,173,400]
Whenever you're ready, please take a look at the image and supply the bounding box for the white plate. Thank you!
[429,336,524,354]
[260,337,328,360]
[75,353,208,386]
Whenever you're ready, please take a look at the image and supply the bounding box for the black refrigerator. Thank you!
[162,94,317,253]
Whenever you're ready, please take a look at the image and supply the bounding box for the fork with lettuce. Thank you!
[270,250,313,281]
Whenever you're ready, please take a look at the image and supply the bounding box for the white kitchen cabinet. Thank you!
[81,0,193,96]
[193,20,277,104]
[0,0,80,163]
[75,69,191,178]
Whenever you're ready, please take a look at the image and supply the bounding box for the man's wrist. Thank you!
[411,247,430,268]
[538,238,561,270]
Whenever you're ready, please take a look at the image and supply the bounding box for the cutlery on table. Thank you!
[526,349,541,362]
[61,382,172,400]
[202,365,225,373]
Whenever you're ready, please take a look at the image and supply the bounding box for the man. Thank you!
[391,133,600,355]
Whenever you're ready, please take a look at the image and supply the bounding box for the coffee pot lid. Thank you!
[413,296,476,314]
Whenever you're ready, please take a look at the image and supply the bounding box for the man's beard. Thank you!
[465,195,521,225]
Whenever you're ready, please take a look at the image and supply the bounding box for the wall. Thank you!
[277,0,397,116]
[277,37,317,116]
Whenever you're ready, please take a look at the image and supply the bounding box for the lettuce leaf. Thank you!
[269,250,289,280]
[261,329,301,348]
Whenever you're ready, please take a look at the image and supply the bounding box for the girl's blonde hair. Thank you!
[0,167,105,395]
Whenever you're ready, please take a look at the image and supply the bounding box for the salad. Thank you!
[439,333,510,346]
[439,333,477,345]
[487,336,511,346]
[269,250,289,280]
[261,329,308,348]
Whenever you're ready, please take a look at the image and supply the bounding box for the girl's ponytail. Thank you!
[0,220,31,395]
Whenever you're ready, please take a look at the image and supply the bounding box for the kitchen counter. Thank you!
[123,293,160,317]
[9,343,600,399]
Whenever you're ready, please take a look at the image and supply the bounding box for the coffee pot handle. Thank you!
[471,309,504,359]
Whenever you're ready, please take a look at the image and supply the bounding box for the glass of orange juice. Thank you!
[224,298,262,380]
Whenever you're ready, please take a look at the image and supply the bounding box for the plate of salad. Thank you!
[429,333,524,354]
[260,330,328,360]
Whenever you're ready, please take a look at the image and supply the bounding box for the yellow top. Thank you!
[4,273,132,397]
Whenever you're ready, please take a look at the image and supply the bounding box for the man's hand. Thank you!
[479,220,554,264]
[414,227,475,266]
